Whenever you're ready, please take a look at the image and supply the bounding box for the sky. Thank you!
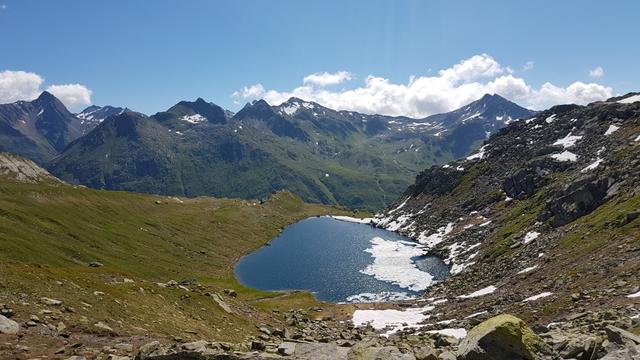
[0,0,638,117]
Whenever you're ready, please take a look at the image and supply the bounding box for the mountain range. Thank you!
[0,92,535,209]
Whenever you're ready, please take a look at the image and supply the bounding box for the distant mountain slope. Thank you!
[0,92,84,163]
[49,94,536,210]
[76,105,125,133]
[374,93,640,321]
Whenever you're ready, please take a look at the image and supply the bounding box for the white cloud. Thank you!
[233,54,613,118]
[233,84,265,98]
[589,66,604,78]
[303,71,352,87]
[0,70,92,108]
[46,84,93,108]
[0,70,44,103]
[523,61,535,71]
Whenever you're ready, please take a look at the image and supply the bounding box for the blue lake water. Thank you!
[234,216,450,303]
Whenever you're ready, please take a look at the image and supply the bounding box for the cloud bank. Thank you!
[233,54,613,118]
[0,70,92,109]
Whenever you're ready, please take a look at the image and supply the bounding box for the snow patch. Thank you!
[523,292,553,302]
[464,311,488,319]
[458,285,497,299]
[466,145,488,161]
[426,328,467,339]
[523,231,540,244]
[351,306,434,336]
[517,265,538,274]
[280,103,300,115]
[604,124,619,136]
[417,223,454,248]
[550,150,578,162]
[545,114,556,124]
[552,133,582,148]
[627,290,640,298]
[581,158,603,172]
[180,114,206,124]
[617,94,640,104]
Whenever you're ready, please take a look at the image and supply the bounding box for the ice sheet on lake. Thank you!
[345,291,414,303]
[329,215,374,224]
[361,237,434,291]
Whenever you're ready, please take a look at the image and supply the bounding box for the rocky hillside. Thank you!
[0,152,59,183]
[48,94,534,210]
[367,93,640,354]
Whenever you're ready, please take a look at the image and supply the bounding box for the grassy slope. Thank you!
[0,176,356,342]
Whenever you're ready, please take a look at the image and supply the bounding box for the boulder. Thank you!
[457,314,550,360]
[0,314,19,334]
[605,325,640,345]
[135,341,164,360]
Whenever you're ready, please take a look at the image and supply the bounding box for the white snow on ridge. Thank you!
[523,292,553,302]
[417,222,455,248]
[351,306,434,336]
[545,114,557,124]
[329,215,374,224]
[617,94,640,104]
[361,237,434,291]
[553,133,583,148]
[627,290,640,298]
[551,150,578,162]
[604,124,620,136]
[464,311,488,319]
[466,145,488,161]
[523,231,540,244]
[280,103,300,115]
[517,265,538,274]
[458,285,497,299]
[388,197,409,214]
[635,135,640,142]
[180,114,206,124]
[581,158,604,172]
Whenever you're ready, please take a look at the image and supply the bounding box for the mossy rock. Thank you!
[457,314,550,360]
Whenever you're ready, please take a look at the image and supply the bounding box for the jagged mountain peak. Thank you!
[156,97,227,126]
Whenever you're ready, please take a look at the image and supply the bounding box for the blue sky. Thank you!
[0,0,638,116]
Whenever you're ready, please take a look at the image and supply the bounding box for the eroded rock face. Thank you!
[457,314,550,360]
[0,152,57,183]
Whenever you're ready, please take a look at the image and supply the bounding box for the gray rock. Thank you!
[135,341,164,359]
[413,347,438,360]
[0,314,19,334]
[41,297,63,306]
[457,314,550,360]
[278,342,296,356]
[605,325,640,345]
